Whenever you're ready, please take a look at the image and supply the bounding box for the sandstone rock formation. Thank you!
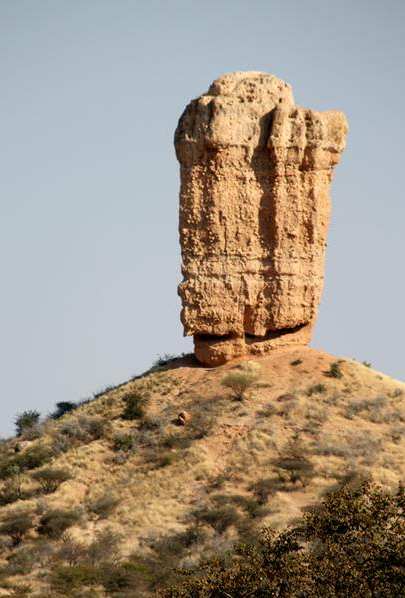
[175,72,348,366]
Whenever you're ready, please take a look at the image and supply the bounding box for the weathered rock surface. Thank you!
[175,72,348,365]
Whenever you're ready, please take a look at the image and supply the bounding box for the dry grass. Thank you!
[0,347,403,595]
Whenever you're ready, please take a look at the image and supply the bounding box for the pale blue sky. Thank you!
[1,0,404,436]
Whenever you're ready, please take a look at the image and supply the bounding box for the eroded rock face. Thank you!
[175,72,348,365]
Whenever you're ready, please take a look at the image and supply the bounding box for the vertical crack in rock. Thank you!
[175,72,348,366]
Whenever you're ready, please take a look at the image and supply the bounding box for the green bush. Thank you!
[112,432,135,452]
[164,481,405,597]
[307,383,327,396]
[55,533,87,566]
[100,562,140,593]
[50,561,141,594]
[38,508,80,538]
[50,401,77,420]
[325,361,343,379]
[4,541,53,574]
[152,354,177,369]
[87,528,122,565]
[274,455,315,485]
[139,416,162,431]
[15,411,40,436]
[192,505,240,534]
[0,473,23,505]
[0,509,34,546]
[221,371,258,400]
[58,415,106,443]
[50,564,99,592]
[156,452,177,468]
[121,392,147,420]
[32,467,71,494]
[251,478,276,504]
[0,444,54,480]
[14,444,54,472]
[87,492,119,519]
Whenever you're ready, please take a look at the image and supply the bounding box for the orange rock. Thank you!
[175,72,348,366]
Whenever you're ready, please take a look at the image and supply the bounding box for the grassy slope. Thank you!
[0,346,404,596]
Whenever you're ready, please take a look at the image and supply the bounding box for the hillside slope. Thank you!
[0,347,404,596]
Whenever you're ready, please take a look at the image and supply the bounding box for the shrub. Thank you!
[274,455,314,485]
[20,423,43,441]
[6,583,33,596]
[193,505,240,533]
[251,478,276,504]
[221,371,258,400]
[0,509,34,546]
[38,508,80,538]
[50,401,77,420]
[58,415,106,443]
[211,493,268,520]
[100,562,140,593]
[56,533,87,566]
[112,432,135,452]
[164,481,405,597]
[4,541,53,574]
[50,561,140,594]
[162,433,192,450]
[139,416,162,431]
[156,452,177,468]
[15,411,40,437]
[78,415,106,439]
[88,493,119,518]
[153,526,207,557]
[0,472,23,505]
[32,467,71,494]
[50,564,99,592]
[152,354,177,369]
[15,444,53,471]
[87,528,122,564]
[325,361,343,379]
[307,383,327,396]
[121,392,148,420]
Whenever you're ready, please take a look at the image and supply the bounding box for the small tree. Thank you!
[221,371,258,400]
[15,411,40,436]
[87,492,120,519]
[325,361,343,379]
[50,402,77,420]
[87,528,122,565]
[0,468,23,505]
[14,444,53,472]
[38,508,80,539]
[0,509,34,546]
[57,533,87,566]
[112,433,135,452]
[163,481,405,597]
[121,392,147,420]
[32,467,71,494]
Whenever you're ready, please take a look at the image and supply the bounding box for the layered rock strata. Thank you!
[175,72,348,365]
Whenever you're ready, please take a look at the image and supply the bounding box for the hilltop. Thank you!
[0,346,404,596]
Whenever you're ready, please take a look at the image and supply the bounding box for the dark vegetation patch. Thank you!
[15,411,40,437]
[307,383,327,396]
[324,361,344,379]
[121,391,149,420]
[163,481,404,597]
[290,359,303,366]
